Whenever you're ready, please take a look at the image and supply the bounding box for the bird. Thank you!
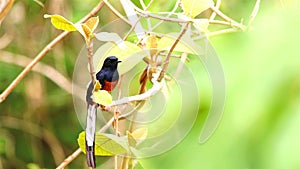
[85,56,121,168]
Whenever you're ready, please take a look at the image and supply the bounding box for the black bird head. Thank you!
[102,56,121,69]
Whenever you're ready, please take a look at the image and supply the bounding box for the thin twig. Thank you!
[193,28,239,41]
[0,0,106,103]
[209,19,237,27]
[209,0,221,21]
[248,0,261,27]
[134,5,187,23]
[106,78,163,107]
[210,6,246,30]
[151,0,180,31]
[103,0,131,25]
[158,22,190,82]
[56,148,82,169]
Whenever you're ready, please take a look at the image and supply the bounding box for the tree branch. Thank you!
[0,50,85,100]
[0,0,106,103]
[158,22,190,82]
[103,0,131,25]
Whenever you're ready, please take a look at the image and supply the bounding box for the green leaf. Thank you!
[181,0,214,18]
[78,131,127,156]
[95,133,128,156]
[94,41,146,75]
[44,14,77,31]
[27,163,41,169]
[92,90,113,106]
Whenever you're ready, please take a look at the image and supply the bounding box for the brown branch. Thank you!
[56,148,82,169]
[0,0,105,103]
[103,0,131,25]
[0,51,85,100]
[158,22,190,82]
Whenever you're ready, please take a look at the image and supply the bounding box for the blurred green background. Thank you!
[1,0,300,169]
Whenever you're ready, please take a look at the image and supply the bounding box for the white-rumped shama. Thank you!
[85,56,121,168]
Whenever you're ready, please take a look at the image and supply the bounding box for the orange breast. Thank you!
[102,80,118,93]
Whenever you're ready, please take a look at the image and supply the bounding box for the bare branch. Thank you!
[193,28,239,41]
[103,0,131,25]
[0,51,85,99]
[56,148,82,169]
[133,5,188,23]
[158,22,190,82]
[210,6,246,30]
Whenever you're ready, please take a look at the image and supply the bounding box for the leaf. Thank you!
[43,14,77,31]
[93,81,102,91]
[127,128,148,147]
[158,34,196,54]
[131,128,148,141]
[95,32,127,50]
[92,90,113,106]
[77,132,127,156]
[95,133,128,156]
[85,16,99,33]
[181,0,214,18]
[82,24,92,39]
[94,41,146,75]
[127,131,137,147]
[145,35,158,57]
[27,163,41,169]
[193,19,209,33]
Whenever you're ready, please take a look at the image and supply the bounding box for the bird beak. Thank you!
[117,60,122,63]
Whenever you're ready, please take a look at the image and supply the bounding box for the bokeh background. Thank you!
[1,0,300,169]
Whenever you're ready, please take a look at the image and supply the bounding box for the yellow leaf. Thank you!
[44,14,77,31]
[93,81,102,91]
[127,131,137,147]
[85,17,99,33]
[131,128,148,141]
[181,0,214,18]
[145,35,158,57]
[82,24,92,39]
[78,131,125,156]
[158,34,195,54]
[92,90,113,106]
